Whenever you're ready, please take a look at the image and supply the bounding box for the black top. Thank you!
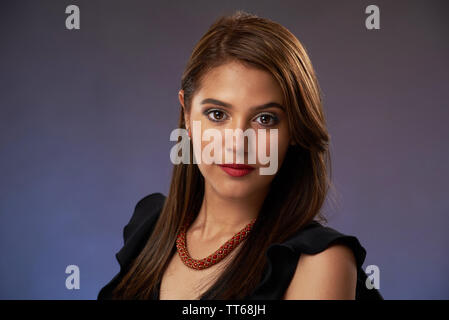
[98,192,383,300]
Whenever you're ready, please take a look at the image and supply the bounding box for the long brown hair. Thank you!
[112,10,335,299]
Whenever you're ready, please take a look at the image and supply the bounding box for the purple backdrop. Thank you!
[0,0,448,299]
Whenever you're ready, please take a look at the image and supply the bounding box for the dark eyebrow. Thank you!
[200,98,285,112]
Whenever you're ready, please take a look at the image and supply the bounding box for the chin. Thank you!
[211,180,253,199]
[201,165,267,199]
[211,172,261,200]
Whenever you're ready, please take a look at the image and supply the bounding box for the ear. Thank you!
[178,89,190,131]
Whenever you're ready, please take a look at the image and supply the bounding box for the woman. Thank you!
[98,10,383,300]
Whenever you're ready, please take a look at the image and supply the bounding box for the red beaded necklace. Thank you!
[176,218,256,270]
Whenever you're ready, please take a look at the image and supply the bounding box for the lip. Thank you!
[218,164,255,177]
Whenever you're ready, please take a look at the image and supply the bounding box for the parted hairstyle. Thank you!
[112,10,335,299]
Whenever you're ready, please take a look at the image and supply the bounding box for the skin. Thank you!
[160,60,357,300]
[179,60,291,239]
[283,243,358,299]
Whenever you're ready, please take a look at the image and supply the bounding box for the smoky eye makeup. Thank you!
[253,112,280,127]
[201,106,281,127]
[202,108,228,122]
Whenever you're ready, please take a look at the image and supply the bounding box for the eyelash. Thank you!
[205,109,227,122]
[256,113,279,126]
[203,108,280,127]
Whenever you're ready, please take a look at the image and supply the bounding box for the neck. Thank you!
[190,183,269,241]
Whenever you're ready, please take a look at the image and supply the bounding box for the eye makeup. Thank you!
[253,113,279,127]
[203,108,228,122]
[202,107,280,127]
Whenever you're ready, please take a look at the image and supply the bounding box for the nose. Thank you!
[224,117,246,151]
[223,119,255,164]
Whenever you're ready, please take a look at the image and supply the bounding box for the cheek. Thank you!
[258,129,289,165]
[277,133,290,164]
[191,118,214,162]
[198,129,221,164]
[196,162,212,179]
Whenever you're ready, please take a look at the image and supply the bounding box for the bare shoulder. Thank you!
[283,243,358,300]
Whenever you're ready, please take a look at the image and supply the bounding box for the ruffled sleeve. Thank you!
[246,220,383,300]
[97,192,166,300]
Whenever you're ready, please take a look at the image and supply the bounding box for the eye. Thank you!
[205,109,228,122]
[254,113,279,127]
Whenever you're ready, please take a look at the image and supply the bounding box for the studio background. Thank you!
[0,0,448,299]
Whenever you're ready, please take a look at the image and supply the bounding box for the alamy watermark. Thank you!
[365,264,380,289]
[169,121,279,175]
[65,5,80,30]
[365,5,380,30]
[65,264,80,290]
[170,121,278,175]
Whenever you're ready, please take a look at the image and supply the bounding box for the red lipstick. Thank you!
[218,163,255,177]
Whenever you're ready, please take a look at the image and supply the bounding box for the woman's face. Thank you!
[179,60,291,200]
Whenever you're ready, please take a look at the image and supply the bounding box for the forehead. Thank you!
[193,60,284,108]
